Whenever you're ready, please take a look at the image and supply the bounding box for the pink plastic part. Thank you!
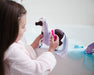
[51,30,55,40]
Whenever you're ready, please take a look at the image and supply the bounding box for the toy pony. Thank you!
[35,18,68,56]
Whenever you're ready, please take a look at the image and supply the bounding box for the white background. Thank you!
[22,0,94,25]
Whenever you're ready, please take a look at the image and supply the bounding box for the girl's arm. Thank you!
[5,45,56,75]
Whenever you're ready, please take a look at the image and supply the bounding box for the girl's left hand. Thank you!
[31,34,43,50]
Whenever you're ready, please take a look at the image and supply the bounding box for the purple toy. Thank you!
[35,18,64,46]
[35,18,68,57]
[35,18,50,46]
[85,42,94,54]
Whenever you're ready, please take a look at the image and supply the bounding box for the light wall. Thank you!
[22,0,94,26]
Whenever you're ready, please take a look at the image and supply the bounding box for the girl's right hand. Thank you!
[48,34,59,53]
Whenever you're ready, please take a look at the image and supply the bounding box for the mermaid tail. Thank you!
[83,54,94,71]
[68,43,94,71]
[68,44,84,60]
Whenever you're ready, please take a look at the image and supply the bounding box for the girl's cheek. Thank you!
[24,28,26,32]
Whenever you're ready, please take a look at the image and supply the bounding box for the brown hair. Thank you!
[0,0,26,75]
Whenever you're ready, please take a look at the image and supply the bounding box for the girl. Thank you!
[0,0,59,75]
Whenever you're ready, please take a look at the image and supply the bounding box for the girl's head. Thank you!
[0,0,26,75]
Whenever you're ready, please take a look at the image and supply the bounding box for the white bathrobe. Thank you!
[4,40,56,75]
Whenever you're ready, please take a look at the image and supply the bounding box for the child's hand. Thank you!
[31,34,43,50]
[48,34,59,53]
